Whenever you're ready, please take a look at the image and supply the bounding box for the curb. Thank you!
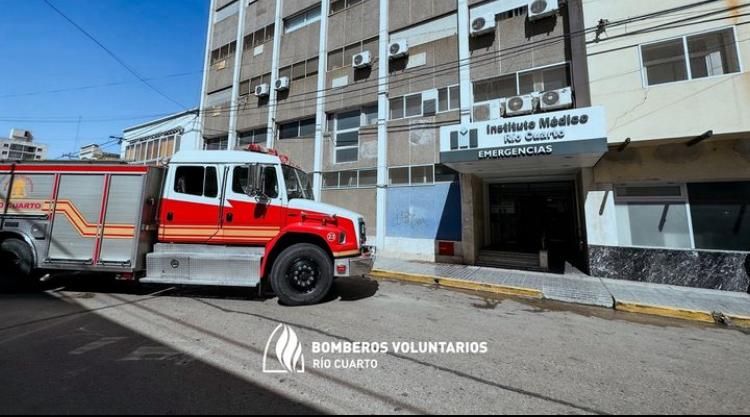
[370,268,750,329]
[613,301,716,324]
[369,269,543,299]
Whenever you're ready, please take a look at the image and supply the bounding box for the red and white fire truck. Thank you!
[0,147,373,305]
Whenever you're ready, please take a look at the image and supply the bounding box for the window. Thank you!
[641,28,741,86]
[238,128,267,147]
[389,96,404,119]
[322,168,377,189]
[330,0,363,14]
[284,5,321,33]
[472,63,571,101]
[232,166,252,194]
[124,133,180,163]
[326,37,378,71]
[388,165,458,186]
[239,80,250,96]
[438,85,460,112]
[334,110,360,163]
[282,165,314,200]
[211,41,237,65]
[614,185,692,249]
[278,117,316,139]
[174,166,218,198]
[642,39,689,85]
[404,93,422,117]
[518,64,570,95]
[246,23,274,49]
[204,136,228,150]
[688,182,750,251]
[362,104,378,126]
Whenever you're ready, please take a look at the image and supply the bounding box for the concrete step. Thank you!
[477,250,544,271]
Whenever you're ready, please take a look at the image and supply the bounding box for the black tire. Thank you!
[0,238,36,287]
[269,243,333,306]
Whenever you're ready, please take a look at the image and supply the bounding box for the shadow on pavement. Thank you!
[0,289,323,415]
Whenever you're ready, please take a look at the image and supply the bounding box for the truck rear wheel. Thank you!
[0,238,36,287]
[269,243,333,306]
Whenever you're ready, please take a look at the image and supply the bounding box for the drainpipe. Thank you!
[228,0,248,150]
[312,0,330,201]
[266,0,284,148]
[375,0,389,252]
[198,0,216,148]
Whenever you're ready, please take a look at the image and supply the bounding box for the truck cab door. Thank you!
[215,164,286,245]
[159,164,222,243]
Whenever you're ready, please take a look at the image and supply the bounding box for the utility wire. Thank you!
[42,0,189,110]
[10,1,748,125]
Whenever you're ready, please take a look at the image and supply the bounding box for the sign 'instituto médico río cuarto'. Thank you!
[439,106,607,163]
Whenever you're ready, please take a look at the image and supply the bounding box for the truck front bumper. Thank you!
[333,247,375,278]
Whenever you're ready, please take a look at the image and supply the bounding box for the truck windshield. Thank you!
[282,165,314,201]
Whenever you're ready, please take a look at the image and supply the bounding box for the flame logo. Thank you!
[263,324,305,374]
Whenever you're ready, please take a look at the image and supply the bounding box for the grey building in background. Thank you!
[0,129,47,161]
[200,0,598,271]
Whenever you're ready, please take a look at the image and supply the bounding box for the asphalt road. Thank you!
[1,275,749,414]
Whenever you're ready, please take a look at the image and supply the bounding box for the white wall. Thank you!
[121,111,202,159]
[584,0,750,143]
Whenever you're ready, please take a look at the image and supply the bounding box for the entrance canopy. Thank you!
[440,106,608,177]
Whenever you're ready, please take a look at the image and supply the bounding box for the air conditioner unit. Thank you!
[275,76,290,91]
[388,40,408,60]
[254,83,270,97]
[505,95,535,116]
[539,87,573,111]
[473,99,506,122]
[352,51,372,68]
[528,0,559,21]
[470,14,496,37]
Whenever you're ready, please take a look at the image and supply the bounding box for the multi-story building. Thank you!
[581,0,750,291]
[0,129,47,161]
[200,0,606,274]
[79,144,120,161]
[121,108,202,164]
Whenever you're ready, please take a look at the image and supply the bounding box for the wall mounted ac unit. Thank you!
[528,0,559,21]
[505,95,535,116]
[470,14,496,37]
[254,83,270,97]
[539,87,573,111]
[388,40,408,59]
[352,51,372,68]
[275,76,290,91]
[473,99,506,122]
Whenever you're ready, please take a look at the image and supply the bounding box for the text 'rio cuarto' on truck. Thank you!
[0,146,374,305]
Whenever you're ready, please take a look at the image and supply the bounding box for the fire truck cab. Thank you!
[0,149,373,305]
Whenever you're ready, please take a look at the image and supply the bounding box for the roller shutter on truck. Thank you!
[0,164,164,273]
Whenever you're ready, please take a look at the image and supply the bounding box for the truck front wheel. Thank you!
[269,243,333,306]
[0,238,36,287]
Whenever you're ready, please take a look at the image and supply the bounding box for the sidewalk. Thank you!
[370,257,750,328]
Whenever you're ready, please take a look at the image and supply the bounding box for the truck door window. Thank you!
[232,165,278,198]
[174,166,219,198]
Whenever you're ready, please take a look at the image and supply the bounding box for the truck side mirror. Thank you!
[249,164,271,203]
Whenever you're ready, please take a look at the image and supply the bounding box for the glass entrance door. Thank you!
[487,181,579,272]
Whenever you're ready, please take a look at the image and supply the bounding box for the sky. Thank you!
[0,0,209,159]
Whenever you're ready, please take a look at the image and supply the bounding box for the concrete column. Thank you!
[312,0,330,201]
[460,173,484,265]
[266,0,284,148]
[375,0,389,251]
[227,0,248,149]
[198,0,217,148]
[567,0,592,108]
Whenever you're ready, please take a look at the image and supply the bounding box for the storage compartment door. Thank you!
[48,174,104,263]
[98,174,143,265]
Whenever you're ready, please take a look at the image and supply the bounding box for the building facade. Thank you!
[582,0,750,291]
[199,0,749,291]
[0,129,47,161]
[121,109,202,164]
